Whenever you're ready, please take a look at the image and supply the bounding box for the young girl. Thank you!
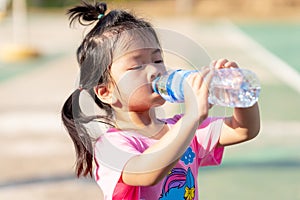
[62,1,260,200]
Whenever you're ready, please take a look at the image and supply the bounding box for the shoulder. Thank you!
[95,128,153,153]
[162,114,224,128]
[198,117,224,129]
[162,114,183,125]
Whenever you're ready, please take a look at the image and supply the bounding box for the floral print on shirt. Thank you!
[180,147,195,165]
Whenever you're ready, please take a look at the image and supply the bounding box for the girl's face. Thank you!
[109,32,167,112]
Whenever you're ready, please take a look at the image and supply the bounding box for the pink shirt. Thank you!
[94,115,224,200]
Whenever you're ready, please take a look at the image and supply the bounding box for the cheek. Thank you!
[114,73,149,103]
[116,74,139,93]
[123,84,150,102]
[127,87,152,111]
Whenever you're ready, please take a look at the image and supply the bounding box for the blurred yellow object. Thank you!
[0,44,40,62]
[0,11,6,20]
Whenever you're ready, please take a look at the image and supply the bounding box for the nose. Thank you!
[149,64,165,81]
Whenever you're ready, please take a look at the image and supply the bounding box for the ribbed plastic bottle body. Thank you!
[152,69,195,103]
[152,68,261,108]
[208,68,261,107]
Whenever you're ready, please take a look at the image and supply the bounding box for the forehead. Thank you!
[112,28,160,61]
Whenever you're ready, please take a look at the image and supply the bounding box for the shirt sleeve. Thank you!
[94,131,144,199]
[195,117,225,167]
[95,132,143,172]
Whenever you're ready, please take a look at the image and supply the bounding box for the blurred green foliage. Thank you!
[28,0,76,8]
[27,0,143,8]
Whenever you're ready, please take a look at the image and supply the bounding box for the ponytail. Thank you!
[62,88,114,177]
[67,1,107,26]
[61,89,94,177]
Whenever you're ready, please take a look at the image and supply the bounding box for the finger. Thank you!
[203,69,214,89]
[215,58,228,69]
[201,65,210,71]
[224,61,238,68]
[192,73,202,90]
[210,60,217,68]
[200,66,210,77]
[185,72,198,87]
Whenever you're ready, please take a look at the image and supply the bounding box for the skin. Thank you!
[94,43,260,186]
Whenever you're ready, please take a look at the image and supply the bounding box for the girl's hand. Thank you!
[183,67,213,123]
[211,58,239,69]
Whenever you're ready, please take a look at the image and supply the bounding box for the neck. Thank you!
[114,108,168,139]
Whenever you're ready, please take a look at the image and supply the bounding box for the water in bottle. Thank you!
[152,68,261,108]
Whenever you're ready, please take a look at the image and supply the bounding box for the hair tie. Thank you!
[78,85,84,91]
[97,14,104,19]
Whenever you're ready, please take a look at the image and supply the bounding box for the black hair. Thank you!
[61,1,160,177]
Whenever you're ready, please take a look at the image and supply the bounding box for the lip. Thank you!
[151,86,161,97]
[151,77,160,94]
[149,81,155,93]
[151,86,155,93]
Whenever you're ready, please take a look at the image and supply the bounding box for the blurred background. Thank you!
[0,0,299,199]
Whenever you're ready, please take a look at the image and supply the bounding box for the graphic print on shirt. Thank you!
[180,147,195,165]
[159,167,195,200]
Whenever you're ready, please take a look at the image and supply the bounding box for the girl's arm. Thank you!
[218,102,260,146]
[211,58,261,146]
[122,115,200,186]
[122,68,212,186]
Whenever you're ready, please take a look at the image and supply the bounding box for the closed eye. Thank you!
[129,65,144,70]
[154,60,164,64]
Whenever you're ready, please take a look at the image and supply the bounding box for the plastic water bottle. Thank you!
[152,68,261,108]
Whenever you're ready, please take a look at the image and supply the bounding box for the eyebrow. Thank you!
[152,48,161,55]
[130,48,162,60]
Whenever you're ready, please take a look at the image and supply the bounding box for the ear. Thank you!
[94,84,116,105]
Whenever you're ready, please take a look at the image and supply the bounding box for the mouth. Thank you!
[149,81,155,93]
[151,78,160,94]
[150,83,154,93]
